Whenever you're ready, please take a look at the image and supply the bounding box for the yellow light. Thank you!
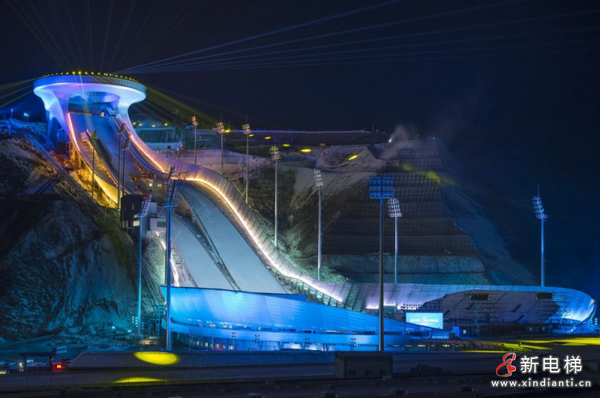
[133,352,179,366]
[164,123,168,126]
[78,71,82,74]
[152,125,156,128]
[426,171,441,184]
[265,136,271,140]
[249,134,254,137]
[114,377,163,384]
[133,122,137,125]
[300,148,312,153]
[522,338,600,347]
[139,124,143,127]
[348,154,359,161]
[282,143,291,147]
[225,129,231,133]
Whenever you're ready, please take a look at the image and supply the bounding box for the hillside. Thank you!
[0,137,161,341]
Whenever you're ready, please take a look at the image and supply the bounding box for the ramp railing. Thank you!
[114,112,351,305]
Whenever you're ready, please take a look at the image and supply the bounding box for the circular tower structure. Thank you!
[34,73,145,144]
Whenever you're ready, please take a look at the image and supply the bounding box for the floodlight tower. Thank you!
[91,132,95,201]
[136,195,152,338]
[314,169,324,280]
[242,122,252,203]
[387,198,402,284]
[369,175,394,352]
[117,124,125,210]
[532,190,548,287]
[116,134,130,227]
[191,116,198,165]
[164,168,185,351]
[216,121,225,175]
[270,145,281,249]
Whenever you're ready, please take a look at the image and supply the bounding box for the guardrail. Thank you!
[114,113,351,306]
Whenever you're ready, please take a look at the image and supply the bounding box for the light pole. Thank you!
[532,189,548,287]
[369,175,394,352]
[191,116,198,165]
[215,121,225,175]
[116,123,127,211]
[120,136,130,227]
[136,195,151,338]
[387,198,402,284]
[270,145,281,249]
[314,169,324,280]
[91,133,95,201]
[117,130,122,210]
[164,168,185,351]
[242,122,251,203]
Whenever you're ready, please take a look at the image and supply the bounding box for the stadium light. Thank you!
[314,169,324,280]
[532,190,548,287]
[242,122,252,204]
[191,116,198,166]
[369,175,394,352]
[91,133,96,201]
[116,124,127,211]
[119,136,130,226]
[136,195,152,338]
[216,121,225,175]
[271,145,281,249]
[387,198,402,284]
[164,168,185,351]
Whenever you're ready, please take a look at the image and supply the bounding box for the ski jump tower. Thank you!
[34,72,145,144]
[33,72,147,204]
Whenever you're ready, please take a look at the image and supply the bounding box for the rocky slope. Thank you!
[228,140,536,286]
[0,137,160,341]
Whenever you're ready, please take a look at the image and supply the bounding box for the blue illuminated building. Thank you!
[165,284,595,351]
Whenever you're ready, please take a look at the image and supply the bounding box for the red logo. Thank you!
[496,353,517,377]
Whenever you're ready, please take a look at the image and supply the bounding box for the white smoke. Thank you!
[389,123,419,143]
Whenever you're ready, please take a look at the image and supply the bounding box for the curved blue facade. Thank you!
[163,287,418,351]
[163,285,595,351]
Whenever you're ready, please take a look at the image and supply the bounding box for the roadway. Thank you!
[183,185,286,294]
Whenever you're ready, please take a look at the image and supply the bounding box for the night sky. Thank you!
[2,0,599,299]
